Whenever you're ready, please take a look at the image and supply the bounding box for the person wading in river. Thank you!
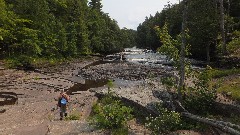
[58,89,70,120]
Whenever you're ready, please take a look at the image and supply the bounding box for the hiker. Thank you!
[58,89,70,120]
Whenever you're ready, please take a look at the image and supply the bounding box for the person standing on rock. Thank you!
[58,89,70,120]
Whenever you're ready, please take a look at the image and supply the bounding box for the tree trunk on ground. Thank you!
[174,100,240,135]
[182,112,240,135]
[220,0,227,55]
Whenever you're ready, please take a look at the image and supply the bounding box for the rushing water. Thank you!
[69,48,205,95]
[124,52,172,66]
[122,48,205,69]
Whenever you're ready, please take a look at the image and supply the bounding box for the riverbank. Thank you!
[0,58,155,134]
[0,57,239,135]
[0,58,95,134]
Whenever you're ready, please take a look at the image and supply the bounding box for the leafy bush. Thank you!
[90,80,133,134]
[145,103,181,134]
[7,55,34,69]
[183,67,217,114]
[65,113,81,120]
[111,127,129,135]
[179,118,209,131]
[90,94,133,130]
[92,96,132,129]
[161,76,177,90]
[227,30,240,55]
[216,77,240,101]
[230,114,240,125]
[65,114,81,120]
[209,68,240,78]
[64,108,81,120]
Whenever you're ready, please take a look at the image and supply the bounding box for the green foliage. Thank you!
[120,28,137,48]
[145,103,181,134]
[107,79,114,89]
[6,55,34,69]
[183,67,217,115]
[65,114,81,120]
[187,0,219,60]
[155,24,180,62]
[135,0,240,60]
[209,68,240,78]
[229,114,240,125]
[0,0,135,61]
[155,23,191,69]
[90,94,133,130]
[65,109,81,120]
[110,127,129,135]
[178,118,209,131]
[216,76,240,101]
[227,30,240,55]
[161,76,177,90]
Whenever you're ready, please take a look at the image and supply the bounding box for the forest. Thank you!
[136,0,240,62]
[0,0,136,60]
[1,0,240,64]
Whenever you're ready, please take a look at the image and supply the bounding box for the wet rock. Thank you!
[79,62,168,81]
[0,108,6,113]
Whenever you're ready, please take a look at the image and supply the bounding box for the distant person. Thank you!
[58,89,70,120]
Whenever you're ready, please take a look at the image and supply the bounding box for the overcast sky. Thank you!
[101,0,179,30]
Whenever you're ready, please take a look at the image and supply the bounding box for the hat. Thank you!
[60,89,64,93]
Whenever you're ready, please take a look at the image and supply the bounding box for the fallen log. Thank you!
[181,112,240,135]
[213,101,240,117]
[174,100,240,135]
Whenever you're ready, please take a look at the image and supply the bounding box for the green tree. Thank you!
[120,28,137,48]
[88,0,103,12]
[0,0,41,57]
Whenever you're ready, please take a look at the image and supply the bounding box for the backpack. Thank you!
[58,94,69,106]
[60,97,67,105]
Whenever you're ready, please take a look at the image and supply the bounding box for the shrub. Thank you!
[209,68,240,78]
[227,30,240,55]
[7,55,34,69]
[161,76,177,90]
[65,108,81,120]
[91,95,133,130]
[183,67,217,115]
[216,77,240,101]
[145,103,181,134]
[111,127,129,135]
[65,113,81,120]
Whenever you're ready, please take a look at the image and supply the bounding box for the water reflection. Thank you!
[0,92,18,106]
[67,79,108,95]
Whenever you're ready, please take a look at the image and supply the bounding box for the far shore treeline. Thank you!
[136,0,240,61]
[0,0,137,59]
[1,0,240,63]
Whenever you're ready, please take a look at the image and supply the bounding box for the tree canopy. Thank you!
[136,0,240,60]
[0,0,137,59]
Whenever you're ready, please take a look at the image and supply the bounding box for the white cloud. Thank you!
[101,0,179,30]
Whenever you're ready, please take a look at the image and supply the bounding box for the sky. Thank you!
[101,0,180,30]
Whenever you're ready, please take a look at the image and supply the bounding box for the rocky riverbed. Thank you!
[0,59,99,135]
[1,57,238,135]
[0,58,171,135]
